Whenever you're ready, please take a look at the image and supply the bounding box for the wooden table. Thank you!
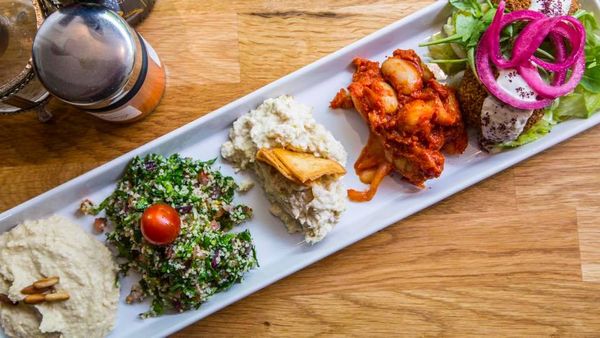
[2,0,600,336]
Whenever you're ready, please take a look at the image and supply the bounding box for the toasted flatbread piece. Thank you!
[256,148,346,184]
[274,148,346,183]
[256,148,299,183]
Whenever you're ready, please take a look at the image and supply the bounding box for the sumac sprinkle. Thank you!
[144,161,157,171]
[176,205,192,214]
[211,250,220,269]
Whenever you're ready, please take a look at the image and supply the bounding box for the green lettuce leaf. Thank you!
[554,91,587,119]
[427,33,465,75]
[584,90,600,112]
[580,65,600,93]
[551,86,600,120]
[455,13,478,42]
[449,0,483,16]
[575,10,600,93]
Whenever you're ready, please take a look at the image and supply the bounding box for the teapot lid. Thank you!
[32,3,139,106]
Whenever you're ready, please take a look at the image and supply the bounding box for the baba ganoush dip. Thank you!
[221,95,348,243]
[0,216,119,338]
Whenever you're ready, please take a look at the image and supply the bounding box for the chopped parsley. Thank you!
[83,154,257,318]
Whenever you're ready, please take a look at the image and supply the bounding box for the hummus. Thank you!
[221,95,347,243]
[0,216,119,338]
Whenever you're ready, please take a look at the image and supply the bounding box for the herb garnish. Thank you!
[420,0,497,75]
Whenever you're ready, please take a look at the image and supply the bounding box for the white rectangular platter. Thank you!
[2,0,600,337]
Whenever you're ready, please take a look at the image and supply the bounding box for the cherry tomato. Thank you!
[140,203,181,245]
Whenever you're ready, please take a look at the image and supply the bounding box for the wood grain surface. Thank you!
[1,0,600,336]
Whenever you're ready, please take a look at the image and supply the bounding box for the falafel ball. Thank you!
[457,68,545,136]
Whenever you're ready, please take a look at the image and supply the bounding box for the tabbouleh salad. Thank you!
[81,153,257,318]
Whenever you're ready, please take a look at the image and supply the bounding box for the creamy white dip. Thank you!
[480,0,571,143]
[0,216,119,338]
[221,95,347,244]
[481,95,533,142]
[530,0,572,16]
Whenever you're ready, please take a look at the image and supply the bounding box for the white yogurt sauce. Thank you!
[481,95,533,142]
[530,0,572,16]
[480,0,571,143]
[496,69,538,103]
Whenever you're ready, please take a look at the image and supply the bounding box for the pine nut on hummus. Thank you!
[0,216,119,338]
[221,95,348,243]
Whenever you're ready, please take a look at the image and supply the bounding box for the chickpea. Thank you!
[377,81,399,114]
[349,81,399,118]
[401,99,436,127]
[381,57,423,95]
